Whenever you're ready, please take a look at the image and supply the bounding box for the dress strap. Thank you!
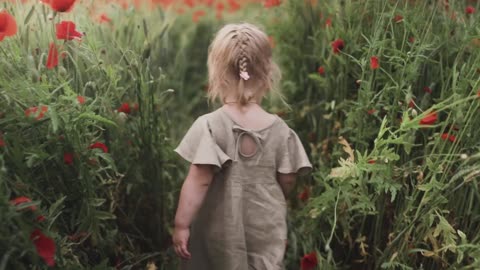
[232,125,266,165]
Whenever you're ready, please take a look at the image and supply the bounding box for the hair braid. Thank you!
[238,29,250,80]
[236,28,252,105]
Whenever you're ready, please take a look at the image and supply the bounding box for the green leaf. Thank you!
[48,107,60,134]
[24,6,35,25]
[89,198,106,207]
[78,113,118,127]
[95,210,116,220]
[48,196,66,216]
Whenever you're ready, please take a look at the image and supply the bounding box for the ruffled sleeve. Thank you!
[174,116,232,171]
[277,129,313,176]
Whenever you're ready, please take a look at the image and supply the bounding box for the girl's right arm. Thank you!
[277,172,297,198]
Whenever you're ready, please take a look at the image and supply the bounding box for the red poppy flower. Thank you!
[89,142,108,153]
[408,99,415,108]
[317,66,325,75]
[331,38,345,54]
[394,14,403,23]
[466,6,475,15]
[300,251,318,270]
[370,56,379,70]
[46,43,59,69]
[36,215,46,222]
[45,0,76,12]
[368,159,376,164]
[477,89,480,97]
[25,106,49,120]
[99,14,111,24]
[325,18,332,27]
[56,21,82,40]
[423,86,432,94]
[408,36,415,43]
[176,7,185,14]
[227,0,241,12]
[202,0,214,7]
[298,186,310,202]
[420,111,438,125]
[367,109,376,115]
[264,0,281,8]
[0,10,18,42]
[215,2,225,18]
[30,229,56,267]
[77,96,85,105]
[183,0,194,8]
[441,133,456,142]
[64,152,74,165]
[10,196,37,211]
[192,10,206,23]
[118,103,131,114]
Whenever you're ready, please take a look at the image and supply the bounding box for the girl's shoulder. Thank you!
[201,108,295,133]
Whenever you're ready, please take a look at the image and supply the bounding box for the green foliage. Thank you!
[270,0,480,269]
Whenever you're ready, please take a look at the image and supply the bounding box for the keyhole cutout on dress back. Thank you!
[238,133,258,158]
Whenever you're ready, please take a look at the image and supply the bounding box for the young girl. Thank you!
[172,23,312,270]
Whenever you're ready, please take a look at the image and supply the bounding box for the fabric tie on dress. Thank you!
[232,125,266,165]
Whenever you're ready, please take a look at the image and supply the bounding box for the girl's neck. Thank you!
[223,101,258,105]
[223,95,262,106]
[222,101,261,113]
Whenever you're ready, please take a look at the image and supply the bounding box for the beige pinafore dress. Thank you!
[174,108,312,270]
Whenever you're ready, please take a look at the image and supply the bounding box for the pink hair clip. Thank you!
[240,71,250,81]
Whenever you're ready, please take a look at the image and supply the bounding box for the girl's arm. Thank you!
[175,164,214,227]
[173,163,215,259]
[277,172,297,198]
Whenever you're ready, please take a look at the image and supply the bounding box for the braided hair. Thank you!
[206,23,282,106]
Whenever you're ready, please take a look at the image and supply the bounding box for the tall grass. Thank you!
[269,0,480,269]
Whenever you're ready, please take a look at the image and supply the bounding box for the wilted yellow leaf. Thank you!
[338,136,354,162]
[420,250,436,257]
[146,261,157,270]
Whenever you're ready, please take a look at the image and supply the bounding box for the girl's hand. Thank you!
[173,226,191,260]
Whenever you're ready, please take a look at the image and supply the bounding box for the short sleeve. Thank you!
[174,116,232,170]
[277,129,313,176]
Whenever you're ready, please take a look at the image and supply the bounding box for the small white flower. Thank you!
[117,112,128,123]
[240,71,250,80]
[411,109,418,117]
[461,154,468,160]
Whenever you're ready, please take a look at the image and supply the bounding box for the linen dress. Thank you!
[174,108,312,270]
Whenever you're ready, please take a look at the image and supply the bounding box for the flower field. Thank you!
[1,0,479,269]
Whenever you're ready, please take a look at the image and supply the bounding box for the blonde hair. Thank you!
[207,23,281,105]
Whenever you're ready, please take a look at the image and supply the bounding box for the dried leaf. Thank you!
[338,136,355,162]
[146,261,157,270]
[465,170,480,182]
[420,250,436,257]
